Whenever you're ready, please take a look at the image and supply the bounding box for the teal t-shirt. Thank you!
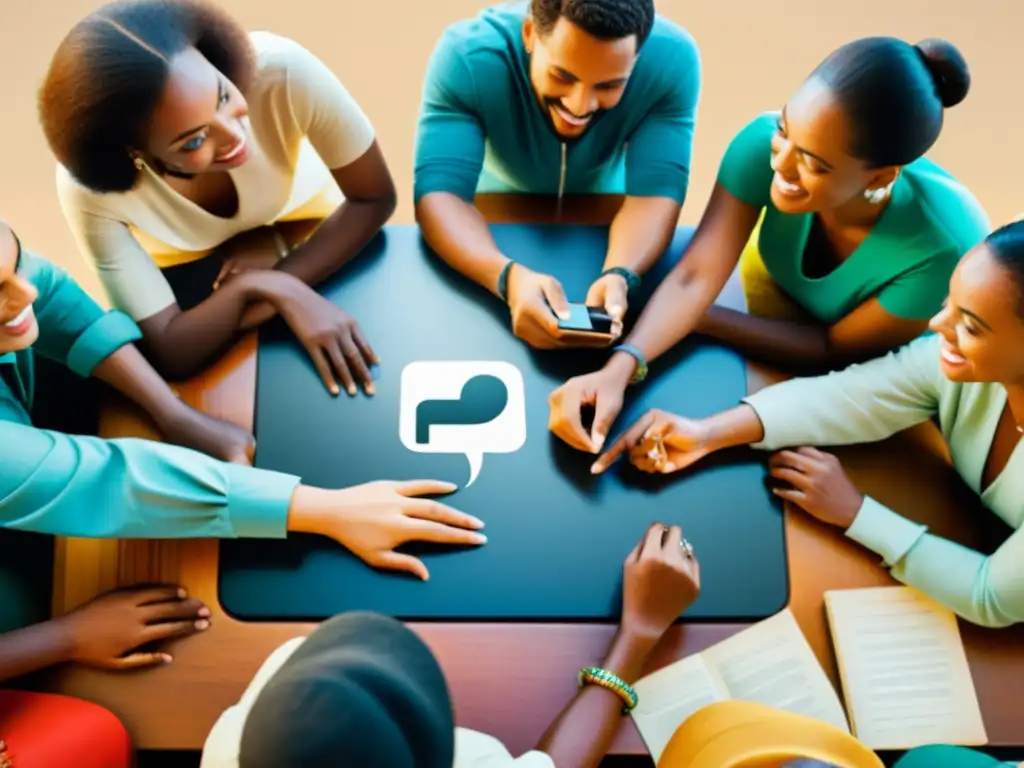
[413,1,701,204]
[717,112,991,323]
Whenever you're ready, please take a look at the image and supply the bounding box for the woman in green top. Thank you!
[592,219,1024,629]
[548,35,990,455]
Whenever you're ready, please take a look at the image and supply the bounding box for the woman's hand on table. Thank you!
[287,480,487,581]
[548,356,636,453]
[591,409,712,475]
[55,586,211,670]
[621,522,701,642]
[768,447,864,529]
[157,403,256,465]
[264,277,379,397]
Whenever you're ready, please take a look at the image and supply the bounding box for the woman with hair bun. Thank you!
[38,0,396,396]
[550,36,993,456]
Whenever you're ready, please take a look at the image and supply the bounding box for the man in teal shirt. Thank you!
[414,0,701,349]
[0,219,485,674]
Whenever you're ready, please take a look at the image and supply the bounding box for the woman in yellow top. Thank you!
[38,0,396,396]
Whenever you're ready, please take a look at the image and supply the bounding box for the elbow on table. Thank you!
[963,586,1019,630]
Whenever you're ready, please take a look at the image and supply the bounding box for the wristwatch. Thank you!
[600,266,640,293]
[612,344,648,384]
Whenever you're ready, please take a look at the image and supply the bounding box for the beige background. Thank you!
[1,0,1020,304]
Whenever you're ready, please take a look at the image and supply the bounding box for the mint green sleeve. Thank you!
[715,112,777,207]
[741,335,941,449]
[413,30,485,203]
[876,247,959,320]
[846,497,1024,628]
[624,33,701,203]
[0,420,298,540]
[18,246,141,376]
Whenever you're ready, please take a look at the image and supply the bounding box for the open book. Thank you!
[825,586,987,750]
[630,609,849,762]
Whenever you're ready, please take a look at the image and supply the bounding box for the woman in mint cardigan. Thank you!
[594,219,1024,629]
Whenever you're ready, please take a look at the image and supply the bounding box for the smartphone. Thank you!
[557,303,615,336]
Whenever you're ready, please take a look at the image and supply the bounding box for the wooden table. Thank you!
[45,194,1024,754]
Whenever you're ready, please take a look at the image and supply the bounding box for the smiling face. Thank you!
[522,15,637,139]
[139,46,252,176]
[0,225,40,355]
[929,244,1024,385]
[768,78,899,215]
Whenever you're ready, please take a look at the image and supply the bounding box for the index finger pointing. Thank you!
[592,412,655,473]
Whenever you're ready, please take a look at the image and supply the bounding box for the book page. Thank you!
[701,609,850,733]
[630,654,729,762]
[825,586,987,750]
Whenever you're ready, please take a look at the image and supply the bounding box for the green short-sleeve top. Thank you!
[717,112,991,323]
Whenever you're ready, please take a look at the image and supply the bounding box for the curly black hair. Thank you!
[38,0,255,194]
[530,0,655,48]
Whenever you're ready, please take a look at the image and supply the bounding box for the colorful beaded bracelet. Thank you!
[577,666,638,714]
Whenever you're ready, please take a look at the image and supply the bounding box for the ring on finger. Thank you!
[679,538,694,558]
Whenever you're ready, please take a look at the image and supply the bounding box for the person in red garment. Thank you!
[0,586,211,768]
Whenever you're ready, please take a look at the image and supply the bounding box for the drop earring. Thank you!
[863,186,886,204]
[132,154,145,170]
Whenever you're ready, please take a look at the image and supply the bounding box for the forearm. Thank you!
[698,306,832,371]
[0,620,73,682]
[415,193,509,296]
[536,628,657,768]
[92,345,186,428]
[603,197,681,277]
[274,196,396,288]
[604,258,730,385]
[140,271,298,381]
[703,403,766,452]
[846,499,1023,629]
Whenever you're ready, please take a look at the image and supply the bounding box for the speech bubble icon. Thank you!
[399,361,526,487]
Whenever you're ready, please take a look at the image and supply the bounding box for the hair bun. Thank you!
[914,38,970,108]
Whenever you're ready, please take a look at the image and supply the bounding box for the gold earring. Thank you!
[132,155,145,170]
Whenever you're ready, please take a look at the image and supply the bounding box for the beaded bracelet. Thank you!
[578,666,638,714]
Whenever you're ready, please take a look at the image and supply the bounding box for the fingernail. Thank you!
[470,516,485,528]
[161,654,173,664]
[590,462,603,474]
[593,433,606,450]
[347,386,356,397]
[177,588,187,598]
[196,619,210,630]
[475,533,488,544]
[365,383,375,395]
[663,462,676,473]
[330,386,339,396]
[198,607,211,617]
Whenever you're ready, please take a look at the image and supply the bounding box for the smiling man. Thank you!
[413,0,701,350]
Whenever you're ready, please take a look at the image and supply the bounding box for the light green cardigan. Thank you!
[743,334,1024,628]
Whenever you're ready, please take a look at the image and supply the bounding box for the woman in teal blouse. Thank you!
[593,220,1024,628]
[548,35,990,456]
[0,218,485,676]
